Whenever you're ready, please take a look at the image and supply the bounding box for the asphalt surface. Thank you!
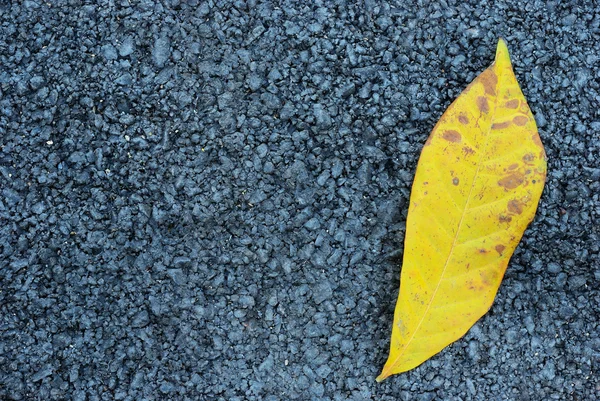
[1,1,599,400]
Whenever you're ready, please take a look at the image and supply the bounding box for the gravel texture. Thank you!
[1,1,599,400]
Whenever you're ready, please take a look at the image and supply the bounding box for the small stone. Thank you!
[173,256,191,268]
[131,310,150,328]
[568,275,586,289]
[331,158,343,178]
[314,104,331,129]
[547,262,561,273]
[152,36,171,67]
[247,73,263,91]
[239,295,255,308]
[312,281,332,304]
[556,272,568,286]
[119,36,135,57]
[159,382,176,393]
[256,144,268,158]
[340,339,354,354]
[167,269,185,285]
[29,75,45,90]
[32,364,54,382]
[304,217,320,230]
[263,161,274,174]
[102,44,118,60]
[540,360,556,380]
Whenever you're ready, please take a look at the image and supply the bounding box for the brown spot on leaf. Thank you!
[458,114,469,124]
[532,134,544,149]
[495,244,506,255]
[480,270,496,286]
[508,163,519,170]
[452,177,459,186]
[477,96,489,113]
[522,153,535,163]
[499,214,512,223]
[520,103,531,114]
[508,199,524,215]
[505,99,519,109]
[498,172,525,190]
[478,249,488,254]
[513,115,529,126]
[463,146,475,156]
[480,70,498,96]
[442,130,462,143]
[492,121,511,130]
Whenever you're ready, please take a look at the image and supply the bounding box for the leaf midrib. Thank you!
[385,64,504,374]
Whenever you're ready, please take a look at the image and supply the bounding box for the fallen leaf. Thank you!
[377,38,546,381]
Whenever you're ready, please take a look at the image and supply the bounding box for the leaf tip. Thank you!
[495,37,511,68]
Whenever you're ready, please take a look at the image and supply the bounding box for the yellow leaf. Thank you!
[377,38,547,381]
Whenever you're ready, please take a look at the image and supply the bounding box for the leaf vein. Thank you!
[441,259,500,281]
[482,146,531,165]
[429,295,482,311]
[421,204,456,239]
[465,195,512,213]
[455,227,508,247]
